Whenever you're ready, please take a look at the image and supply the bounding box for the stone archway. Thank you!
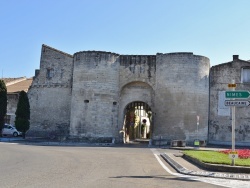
[123,101,152,143]
[118,81,154,143]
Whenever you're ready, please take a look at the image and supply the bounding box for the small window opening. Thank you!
[113,102,117,105]
[241,68,250,83]
[84,100,89,103]
[46,68,54,79]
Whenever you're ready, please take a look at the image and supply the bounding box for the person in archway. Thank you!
[141,119,147,138]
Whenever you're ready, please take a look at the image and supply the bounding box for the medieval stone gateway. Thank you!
[28,44,210,145]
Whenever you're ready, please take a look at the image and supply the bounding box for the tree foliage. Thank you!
[0,80,7,132]
[15,90,30,138]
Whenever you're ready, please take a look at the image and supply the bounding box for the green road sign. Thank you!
[225,91,250,99]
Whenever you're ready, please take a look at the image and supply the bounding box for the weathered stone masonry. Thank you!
[28,44,210,144]
[28,46,73,137]
[209,55,250,146]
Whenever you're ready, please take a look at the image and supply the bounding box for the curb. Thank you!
[183,154,250,174]
[161,153,250,181]
[0,139,116,147]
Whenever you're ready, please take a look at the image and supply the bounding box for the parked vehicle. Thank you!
[1,124,22,137]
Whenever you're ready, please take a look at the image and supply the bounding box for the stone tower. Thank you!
[154,53,210,142]
[69,51,120,141]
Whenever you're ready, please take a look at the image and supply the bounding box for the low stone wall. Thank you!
[171,140,186,147]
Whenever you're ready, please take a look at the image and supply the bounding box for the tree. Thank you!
[15,90,30,138]
[0,80,7,135]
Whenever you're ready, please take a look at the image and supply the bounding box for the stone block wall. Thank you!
[118,55,156,141]
[154,53,210,142]
[27,44,213,144]
[70,51,120,139]
[28,45,73,137]
[119,55,156,89]
[209,56,250,146]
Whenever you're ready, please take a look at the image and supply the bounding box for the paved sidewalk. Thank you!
[160,150,250,181]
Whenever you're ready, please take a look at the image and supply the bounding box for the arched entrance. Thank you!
[123,101,152,143]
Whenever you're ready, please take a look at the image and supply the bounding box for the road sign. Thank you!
[224,100,250,107]
[194,140,200,146]
[225,91,250,99]
[229,154,238,159]
[228,83,236,88]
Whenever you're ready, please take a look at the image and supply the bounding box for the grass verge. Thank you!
[183,150,250,167]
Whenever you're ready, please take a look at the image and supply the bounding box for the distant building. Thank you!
[209,55,250,146]
[1,77,33,125]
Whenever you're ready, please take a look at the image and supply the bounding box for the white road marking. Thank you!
[151,149,250,188]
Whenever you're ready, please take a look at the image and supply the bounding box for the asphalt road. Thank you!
[0,143,229,188]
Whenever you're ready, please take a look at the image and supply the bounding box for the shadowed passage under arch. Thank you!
[123,101,152,143]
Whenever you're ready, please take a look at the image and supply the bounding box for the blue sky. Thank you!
[0,0,250,78]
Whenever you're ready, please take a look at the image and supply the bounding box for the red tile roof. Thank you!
[0,77,33,93]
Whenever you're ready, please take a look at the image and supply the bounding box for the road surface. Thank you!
[0,142,247,188]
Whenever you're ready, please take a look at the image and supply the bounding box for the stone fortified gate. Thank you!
[28,44,210,144]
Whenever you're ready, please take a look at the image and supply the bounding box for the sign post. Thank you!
[196,115,199,137]
[230,80,236,166]
[225,84,250,165]
[194,115,200,147]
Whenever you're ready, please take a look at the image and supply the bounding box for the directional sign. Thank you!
[225,91,250,99]
[224,100,250,107]
[229,154,238,159]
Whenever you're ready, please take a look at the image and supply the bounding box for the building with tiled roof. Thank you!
[1,77,33,125]
[5,78,33,93]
